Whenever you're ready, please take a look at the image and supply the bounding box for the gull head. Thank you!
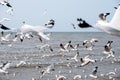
[45,19,55,28]
[99,13,110,21]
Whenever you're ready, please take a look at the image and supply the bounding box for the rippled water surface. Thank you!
[0,32,120,80]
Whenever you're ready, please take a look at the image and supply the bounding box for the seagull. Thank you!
[0,61,11,74]
[44,19,55,28]
[0,24,10,30]
[40,64,55,79]
[38,44,53,52]
[14,33,25,42]
[83,38,98,51]
[14,19,55,41]
[6,8,13,15]
[80,55,96,67]
[71,51,79,62]
[0,32,12,42]
[59,41,71,52]
[0,18,10,23]
[77,5,120,37]
[68,43,79,51]
[89,66,98,78]
[0,0,13,15]
[103,41,115,58]
[0,0,12,8]
[77,18,92,28]
[70,43,79,51]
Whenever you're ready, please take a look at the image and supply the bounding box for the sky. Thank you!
[0,0,119,32]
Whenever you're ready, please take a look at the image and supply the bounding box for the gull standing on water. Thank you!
[89,66,98,78]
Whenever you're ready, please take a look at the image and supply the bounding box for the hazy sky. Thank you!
[0,0,119,32]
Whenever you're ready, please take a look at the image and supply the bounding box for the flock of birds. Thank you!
[0,37,118,80]
[0,1,120,42]
[0,0,120,80]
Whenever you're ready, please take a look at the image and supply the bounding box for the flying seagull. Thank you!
[0,24,10,30]
[77,5,120,37]
[89,66,98,78]
[77,18,92,28]
[80,55,96,67]
[0,61,11,74]
[45,19,55,28]
[0,0,12,8]
[0,18,10,23]
[15,19,55,41]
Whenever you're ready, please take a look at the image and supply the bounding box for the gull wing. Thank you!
[4,33,11,39]
[2,62,11,71]
[0,24,10,30]
[20,24,47,33]
[110,6,120,31]
[38,32,50,40]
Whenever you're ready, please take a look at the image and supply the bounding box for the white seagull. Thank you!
[37,44,53,52]
[0,18,10,23]
[0,32,12,42]
[71,52,79,62]
[103,41,115,58]
[83,38,98,50]
[77,5,120,37]
[0,61,11,74]
[80,55,96,67]
[14,19,55,41]
[0,0,12,8]
[89,66,98,78]
[59,41,71,52]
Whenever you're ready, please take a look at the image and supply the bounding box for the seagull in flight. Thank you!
[0,32,12,42]
[0,18,11,30]
[80,55,96,67]
[89,66,98,78]
[0,61,11,74]
[0,18,10,23]
[77,5,120,37]
[0,24,10,30]
[0,0,12,8]
[77,18,92,28]
[103,41,115,58]
[83,38,98,51]
[45,19,55,28]
[59,41,71,52]
[15,19,55,41]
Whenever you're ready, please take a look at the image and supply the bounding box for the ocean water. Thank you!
[0,32,120,80]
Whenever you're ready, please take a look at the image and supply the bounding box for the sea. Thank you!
[0,32,120,80]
